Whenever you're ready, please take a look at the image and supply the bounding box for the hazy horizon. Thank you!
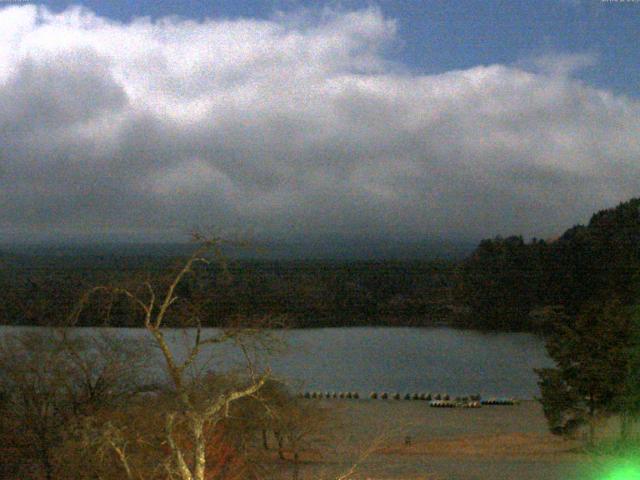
[0,236,479,261]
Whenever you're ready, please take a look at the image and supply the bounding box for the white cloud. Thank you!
[524,52,598,78]
[0,4,638,243]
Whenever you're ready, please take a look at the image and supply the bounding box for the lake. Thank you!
[0,326,553,399]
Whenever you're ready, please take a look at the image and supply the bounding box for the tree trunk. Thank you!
[292,451,300,480]
[193,419,206,480]
[166,414,194,480]
[41,450,53,480]
[36,428,53,480]
[275,432,285,460]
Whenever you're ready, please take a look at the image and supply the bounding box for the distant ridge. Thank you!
[0,239,476,261]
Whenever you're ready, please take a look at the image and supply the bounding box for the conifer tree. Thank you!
[536,300,636,445]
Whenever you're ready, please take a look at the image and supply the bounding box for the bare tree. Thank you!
[72,236,275,480]
[0,329,148,480]
[278,399,327,480]
[0,331,67,480]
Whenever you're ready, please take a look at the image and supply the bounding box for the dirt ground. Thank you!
[270,399,595,480]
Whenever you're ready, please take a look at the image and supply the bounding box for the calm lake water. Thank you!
[0,326,553,399]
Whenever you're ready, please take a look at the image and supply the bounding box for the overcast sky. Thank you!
[1,1,639,247]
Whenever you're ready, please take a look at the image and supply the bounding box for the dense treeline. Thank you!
[194,260,456,327]
[457,198,640,331]
[456,198,640,442]
[0,254,458,328]
[1,198,638,331]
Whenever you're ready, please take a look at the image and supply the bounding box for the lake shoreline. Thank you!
[0,321,539,334]
[0,326,553,399]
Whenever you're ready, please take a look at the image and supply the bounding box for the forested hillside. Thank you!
[0,255,457,328]
[1,198,638,331]
[457,198,640,330]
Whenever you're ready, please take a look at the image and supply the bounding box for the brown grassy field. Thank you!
[267,399,593,480]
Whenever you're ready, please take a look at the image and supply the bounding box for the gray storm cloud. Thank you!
[0,4,638,243]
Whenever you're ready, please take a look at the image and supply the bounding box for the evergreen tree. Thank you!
[458,236,543,330]
[536,299,636,444]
